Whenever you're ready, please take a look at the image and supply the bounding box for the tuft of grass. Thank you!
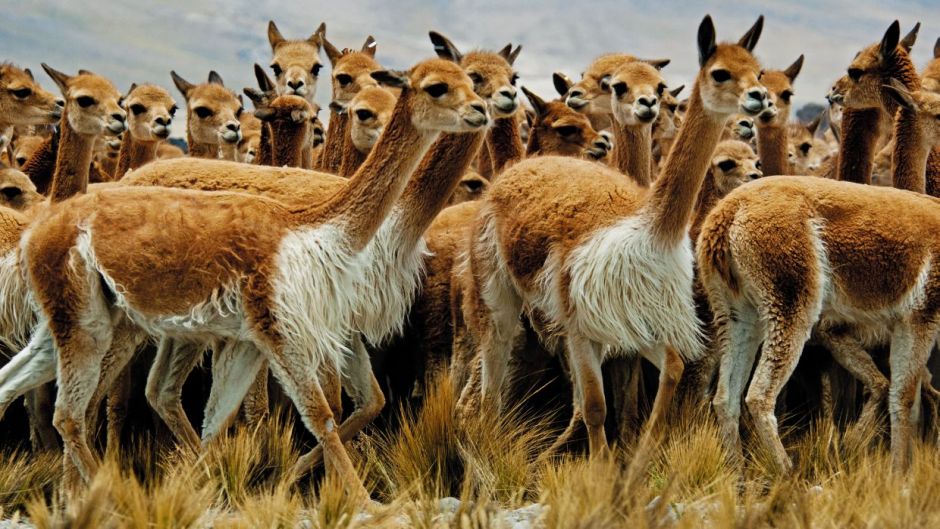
[0,449,60,515]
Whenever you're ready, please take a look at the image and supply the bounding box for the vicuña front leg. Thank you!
[145,338,203,450]
[567,333,608,456]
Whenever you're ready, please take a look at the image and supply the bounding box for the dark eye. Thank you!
[847,68,863,82]
[555,125,578,136]
[710,69,731,83]
[76,96,96,107]
[667,103,678,112]
[15,157,26,166]
[11,88,32,99]
[511,73,519,86]
[424,83,448,98]
[355,109,374,121]
[271,63,283,77]
[612,82,628,97]
[780,90,793,103]
[336,73,353,86]
[236,106,244,118]
[800,142,812,154]
[657,83,667,96]
[130,103,147,115]
[755,160,762,170]
[717,159,737,172]
[194,106,213,118]
[311,64,322,76]
[468,72,484,85]
[169,105,178,117]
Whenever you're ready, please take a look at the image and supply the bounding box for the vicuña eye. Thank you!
[424,83,448,98]
[711,69,731,83]
[800,142,812,154]
[311,64,322,76]
[270,63,283,77]
[194,106,213,118]
[355,109,374,121]
[555,125,578,136]
[780,90,793,103]
[11,88,31,99]
[335,73,353,86]
[130,103,147,115]
[612,82,628,97]
[717,159,737,171]
[76,96,96,107]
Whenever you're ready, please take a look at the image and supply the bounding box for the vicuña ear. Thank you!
[254,107,276,121]
[268,20,286,51]
[23,68,33,81]
[362,35,377,57]
[784,54,804,82]
[429,31,463,63]
[521,86,547,117]
[308,22,326,47]
[737,15,764,53]
[553,72,572,96]
[508,44,522,66]
[807,111,822,136]
[669,84,685,98]
[884,78,916,111]
[253,63,275,93]
[243,87,265,107]
[934,36,940,59]
[879,20,901,61]
[643,58,671,70]
[126,83,138,97]
[42,63,72,95]
[900,21,920,52]
[370,69,409,89]
[170,71,195,99]
[77,69,96,76]
[208,71,225,86]
[321,34,342,66]
[697,15,717,67]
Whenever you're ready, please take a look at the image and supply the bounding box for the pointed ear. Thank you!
[429,31,463,63]
[669,84,685,98]
[552,72,572,96]
[900,21,920,52]
[268,20,286,51]
[884,78,916,111]
[23,68,33,81]
[509,45,522,66]
[371,69,409,89]
[642,58,671,70]
[880,20,901,61]
[170,71,195,99]
[308,22,326,47]
[321,34,342,66]
[208,71,224,86]
[41,63,71,94]
[784,54,804,82]
[934,36,940,59]
[127,83,138,96]
[362,35,377,57]
[807,112,822,135]
[498,43,513,61]
[77,69,95,76]
[253,63,275,93]
[254,107,276,122]
[236,94,244,107]
[697,15,717,67]
[737,15,764,53]
[243,87,265,107]
[521,86,547,117]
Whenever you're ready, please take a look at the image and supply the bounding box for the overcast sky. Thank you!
[2,0,939,137]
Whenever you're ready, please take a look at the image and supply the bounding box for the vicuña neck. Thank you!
[487,113,524,176]
[310,88,439,251]
[49,108,96,203]
[756,123,789,176]
[114,133,158,179]
[187,118,218,159]
[257,122,273,166]
[21,133,57,195]
[394,130,486,247]
[613,120,653,186]
[339,142,368,177]
[836,107,882,184]
[690,170,720,245]
[891,108,931,193]
[644,86,725,247]
[317,110,349,172]
[269,119,309,168]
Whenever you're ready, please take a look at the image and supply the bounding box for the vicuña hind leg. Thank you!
[817,326,888,424]
[567,333,608,455]
[889,321,936,470]
[294,334,385,477]
[145,338,203,449]
[201,341,265,442]
[711,305,761,462]
[0,326,57,418]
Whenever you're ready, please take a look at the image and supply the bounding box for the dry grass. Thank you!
[2,375,940,528]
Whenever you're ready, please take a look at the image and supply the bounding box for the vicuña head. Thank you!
[837,20,920,109]
[322,34,381,105]
[267,20,325,101]
[608,61,667,126]
[921,37,940,94]
[0,164,41,211]
[520,85,610,159]
[42,64,126,136]
[11,134,45,169]
[348,85,397,154]
[695,18,767,117]
[430,31,521,118]
[0,63,63,126]
[562,54,669,126]
[709,139,762,194]
[171,70,243,148]
[123,84,177,142]
[756,54,803,125]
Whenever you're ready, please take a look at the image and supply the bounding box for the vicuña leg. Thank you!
[889,320,935,470]
[567,333,608,455]
[145,338,203,449]
[201,341,265,442]
[711,304,761,462]
[0,326,57,418]
[817,326,889,424]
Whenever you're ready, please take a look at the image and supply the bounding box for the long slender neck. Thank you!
[690,170,720,246]
[393,130,486,247]
[756,123,789,176]
[926,148,940,198]
[338,142,368,177]
[486,113,524,176]
[49,108,96,203]
[114,132,158,179]
[613,120,653,186]
[645,85,725,247]
[311,88,438,251]
[269,120,309,168]
[21,133,57,194]
[836,107,882,184]
[475,141,494,180]
[891,108,929,193]
[317,110,349,172]
[257,122,273,166]
[187,114,218,158]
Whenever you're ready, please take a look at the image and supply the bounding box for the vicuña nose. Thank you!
[638,96,657,107]
[748,172,761,180]
[111,112,126,122]
[498,88,516,100]
[155,116,169,126]
[287,79,304,90]
[226,122,240,132]
[55,98,65,108]
[748,88,767,101]
[470,102,487,115]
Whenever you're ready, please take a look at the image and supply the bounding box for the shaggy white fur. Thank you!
[0,249,33,351]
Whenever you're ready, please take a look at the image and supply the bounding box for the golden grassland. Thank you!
[2,376,940,528]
